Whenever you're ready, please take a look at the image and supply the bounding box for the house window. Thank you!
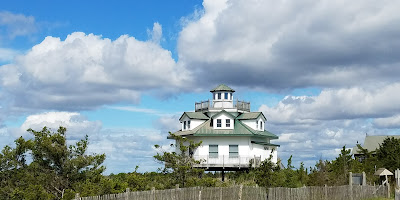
[230,93,232,100]
[229,145,238,158]
[217,119,222,127]
[260,121,263,130]
[188,120,191,129]
[218,93,221,99]
[209,145,218,158]
[226,119,230,127]
[183,121,186,130]
[256,121,258,129]
[224,92,228,99]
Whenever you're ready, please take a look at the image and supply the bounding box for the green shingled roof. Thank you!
[210,84,235,92]
[236,112,265,120]
[179,112,209,120]
[172,118,278,139]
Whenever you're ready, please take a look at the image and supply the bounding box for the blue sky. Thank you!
[1,0,400,174]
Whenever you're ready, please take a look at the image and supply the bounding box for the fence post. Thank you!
[152,187,155,200]
[199,188,202,200]
[74,193,80,200]
[324,184,328,200]
[238,185,243,200]
[362,171,367,186]
[125,188,130,200]
[395,188,400,200]
[220,187,223,200]
[349,172,353,200]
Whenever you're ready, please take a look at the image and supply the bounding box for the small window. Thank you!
[226,119,230,127]
[209,145,218,158]
[188,120,191,129]
[256,121,258,129]
[230,93,232,100]
[218,93,221,99]
[183,121,186,130]
[224,92,228,99]
[217,119,222,127]
[229,145,238,158]
[260,121,263,130]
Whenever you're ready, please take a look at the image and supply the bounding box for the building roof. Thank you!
[374,168,393,176]
[179,112,209,121]
[353,135,400,154]
[236,112,265,120]
[210,84,235,92]
[172,118,278,139]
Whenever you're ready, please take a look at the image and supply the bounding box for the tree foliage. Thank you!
[154,133,204,187]
[0,127,105,199]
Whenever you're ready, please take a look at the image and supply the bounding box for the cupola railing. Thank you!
[195,99,250,112]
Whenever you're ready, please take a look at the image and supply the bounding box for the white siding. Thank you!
[213,113,234,129]
[180,116,206,131]
[184,136,277,164]
[241,117,265,131]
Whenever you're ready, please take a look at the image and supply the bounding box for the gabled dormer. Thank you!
[211,110,235,130]
[179,112,209,131]
[236,112,266,131]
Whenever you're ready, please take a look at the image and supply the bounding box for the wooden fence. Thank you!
[76,185,387,200]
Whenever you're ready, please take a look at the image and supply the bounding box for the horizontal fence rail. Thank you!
[76,184,387,200]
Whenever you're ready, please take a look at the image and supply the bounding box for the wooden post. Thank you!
[238,185,243,200]
[222,170,225,182]
[362,171,367,186]
[176,184,179,189]
[198,189,202,200]
[152,187,155,200]
[125,188,130,200]
[349,172,353,200]
[395,188,400,200]
[324,184,328,200]
[74,193,80,200]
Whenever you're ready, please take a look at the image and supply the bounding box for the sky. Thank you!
[1,0,400,174]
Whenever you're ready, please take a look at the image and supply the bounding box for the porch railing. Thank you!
[193,155,261,168]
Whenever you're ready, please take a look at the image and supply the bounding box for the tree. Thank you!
[0,127,106,199]
[154,133,203,187]
[376,137,400,172]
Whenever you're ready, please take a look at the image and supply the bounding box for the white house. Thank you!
[170,84,279,171]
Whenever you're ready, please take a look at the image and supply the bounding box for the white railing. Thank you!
[194,100,250,112]
[193,155,261,168]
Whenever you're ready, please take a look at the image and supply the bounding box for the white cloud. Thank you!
[0,48,20,62]
[3,111,169,174]
[178,0,400,90]
[0,31,190,111]
[0,11,37,39]
[374,115,400,129]
[147,22,163,44]
[259,84,400,167]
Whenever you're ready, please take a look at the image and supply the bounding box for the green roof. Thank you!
[353,135,400,154]
[236,112,265,120]
[210,84,235,92]
[172,118,278,139]
[180,112,209,120]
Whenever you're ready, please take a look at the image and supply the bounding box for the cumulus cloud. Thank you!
[0,30,189,112]
[178,0,400,90]
[259,84,400,167]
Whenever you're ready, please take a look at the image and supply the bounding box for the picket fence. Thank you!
[75,184,387,200]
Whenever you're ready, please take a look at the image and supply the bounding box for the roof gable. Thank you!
[211,110,236,120]
[210,84,235,92]
[179,112,209,121]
